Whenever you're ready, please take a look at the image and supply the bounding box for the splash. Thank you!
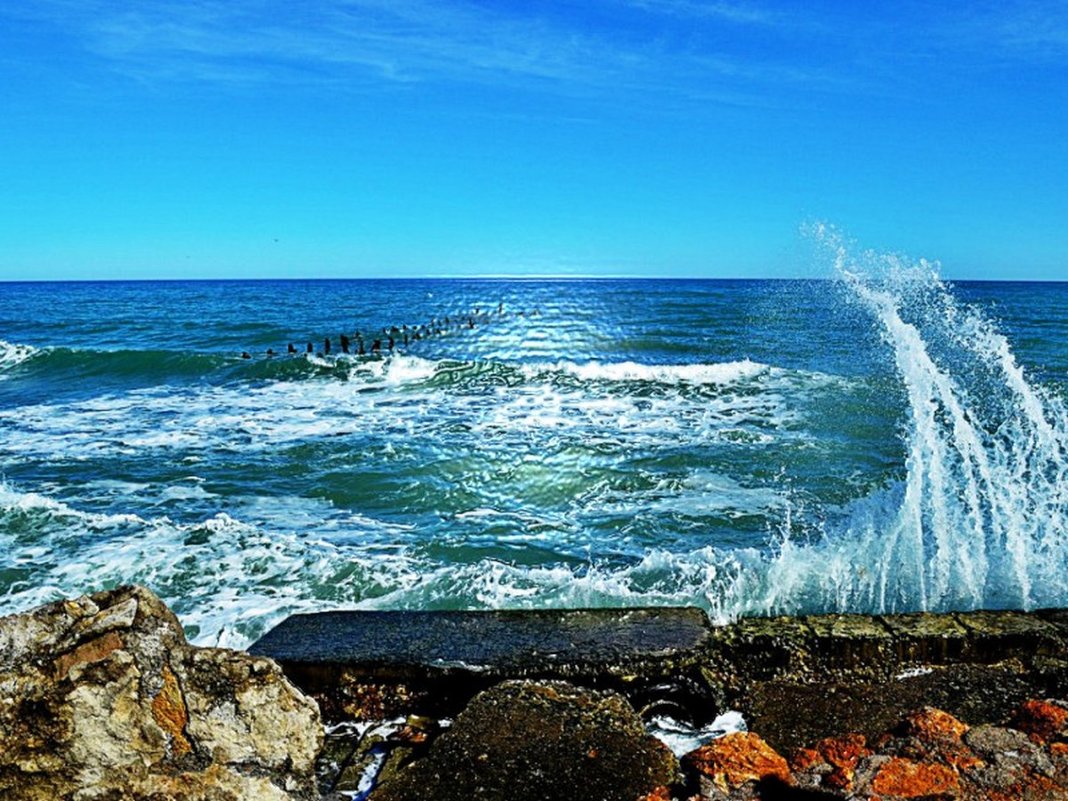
[716,227,1068,617]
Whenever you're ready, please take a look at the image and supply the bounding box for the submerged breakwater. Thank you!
[1,258,1066,647]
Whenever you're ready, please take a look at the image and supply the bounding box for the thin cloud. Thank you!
[1,0,842,104]
[958,1,1068,56]
[622,0,781,26]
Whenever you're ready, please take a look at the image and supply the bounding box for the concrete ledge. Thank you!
[250,607,711,670]
[249,607,714,720]
[249,606,1068,750]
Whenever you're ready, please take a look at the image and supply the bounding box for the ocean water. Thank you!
[2,242,1067,648]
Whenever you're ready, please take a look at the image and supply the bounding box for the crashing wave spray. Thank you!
[721,227,1068,617]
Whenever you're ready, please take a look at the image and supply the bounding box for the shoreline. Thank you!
[252,604,1068,753]
[6,586,1068,799]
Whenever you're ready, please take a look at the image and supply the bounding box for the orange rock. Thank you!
[151,665,191,758]
[819,733,872,770]
[682,732,790,792]
[814,733,872,791]
[941,747,983,773]
[790,746,823,772]
[897,707,969,741]
[968,772,1068,801]
[869,757,960,798]
[1011,699,1068,744]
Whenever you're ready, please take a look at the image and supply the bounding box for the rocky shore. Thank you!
[4,587,1068,800]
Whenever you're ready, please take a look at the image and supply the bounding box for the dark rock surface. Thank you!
[250,607,714,721]
[705,610,1068,752]
[369,680,678,801]
[253,605,1068,754]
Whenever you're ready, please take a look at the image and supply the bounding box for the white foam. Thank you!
[381,354,440,384]
[527,359,769,385]
[0,340,38,375]
[0,353,805,462]
[0,481,421,648]
[5,252,1062,637]
[648,710,748,756]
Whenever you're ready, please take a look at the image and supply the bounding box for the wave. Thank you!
[0,481,376,648]
[0,479,754,649]
[0,352,807,462]
[0,340,39,376]
[525,359,770,385]
[0,337,784,392]
[708,227,1068,617]
[0,343,232,381]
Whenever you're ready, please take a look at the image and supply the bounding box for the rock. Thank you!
[318,718,436,796]
[1012,700,1068,744]
[872,711,981,777]
[0,585,322,800]
[701,610,1068,753]
[964,724,1055,777]
[859,756,961,798]
[371,679,678,801]
[789,733,871,793]
[880,613,970,665]
[681,732,790,799]
[956,611,1064,663]
[803,614,895,674]
[895,707,970,742]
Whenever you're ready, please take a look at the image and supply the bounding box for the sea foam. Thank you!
[0,340,38,376]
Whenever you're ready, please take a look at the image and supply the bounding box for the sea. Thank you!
[2,239,1067,648]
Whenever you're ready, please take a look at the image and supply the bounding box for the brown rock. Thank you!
[0,585,322,800]
[866,756,960,798]
[867,708,982,776]
[789,746,823,773]
[1012,700,1068,744]
[682,732,790,797]
[52,630,125,681]
[962,770,1068,801]
[790,732,876,793]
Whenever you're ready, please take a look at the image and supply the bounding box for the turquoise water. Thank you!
[2,245,1067,647]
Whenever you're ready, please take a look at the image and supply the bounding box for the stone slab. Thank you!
[250,607,711,672]
[249,607,715,720]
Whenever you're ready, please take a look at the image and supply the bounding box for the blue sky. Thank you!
[1,1,1066,280]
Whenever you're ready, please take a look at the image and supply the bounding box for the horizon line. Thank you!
[2,275,1067,285]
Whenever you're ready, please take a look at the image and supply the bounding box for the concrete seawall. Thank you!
[250,607,1068,751]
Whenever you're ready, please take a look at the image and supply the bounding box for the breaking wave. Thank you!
[0,340,38,376]
[710,227,1068,617]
